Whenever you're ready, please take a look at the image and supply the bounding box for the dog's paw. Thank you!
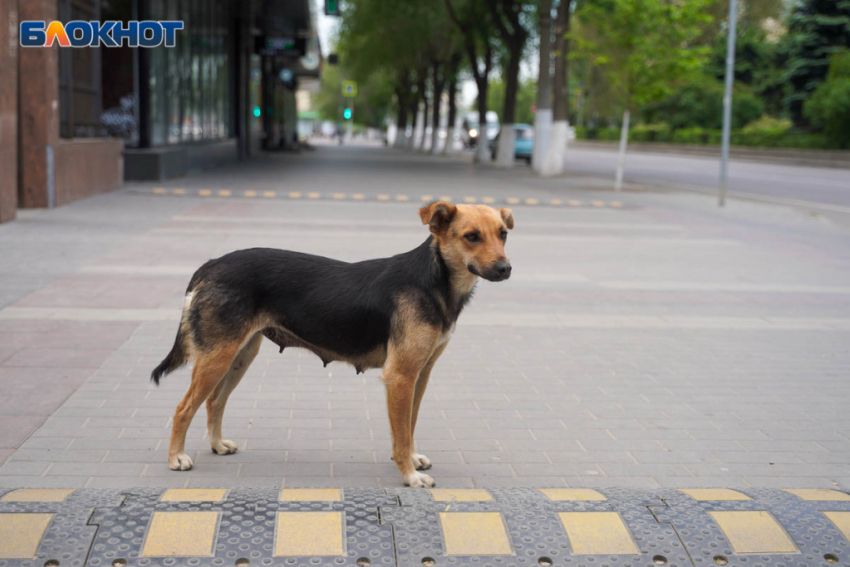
[169,453,194,471]
[211,439,238,455]
[404,472,436,488]
[411,453,432,470]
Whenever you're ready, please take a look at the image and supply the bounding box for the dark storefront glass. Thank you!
[147,0,233,146]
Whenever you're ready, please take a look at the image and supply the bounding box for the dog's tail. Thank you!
[151,290,195,385]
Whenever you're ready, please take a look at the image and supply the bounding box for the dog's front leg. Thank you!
[385,369,434,487]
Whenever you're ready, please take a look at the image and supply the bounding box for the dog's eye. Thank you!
[499,231,508,241]
[464,232,480,243]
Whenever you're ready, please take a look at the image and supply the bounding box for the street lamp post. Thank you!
[719,0,738,207]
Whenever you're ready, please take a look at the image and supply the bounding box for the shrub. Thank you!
[804,52,850,149]
[631,123,672,142]
[672,127,717,144]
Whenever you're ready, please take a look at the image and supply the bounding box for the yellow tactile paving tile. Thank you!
[679,489,751,501]
[539,488,606,501]
[429,489,492,502]
[558,512,640,555]
[141,511,219,557]
[439,512,513,556]
[160,489,227,502]
[279,488,341,502]
[783,489,850,501]
[708,511,798,554]
[824,512,850,541]
[275,512,344,556]
[0,513,53,558]
[1,489,75,502]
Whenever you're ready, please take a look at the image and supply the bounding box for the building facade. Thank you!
[0,0,320,223]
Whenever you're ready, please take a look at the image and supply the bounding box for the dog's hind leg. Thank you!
[206,333,262,455]
[409,342,448,471]
[168,343,240,471]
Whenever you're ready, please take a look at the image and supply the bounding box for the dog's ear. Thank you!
[500,208,514,230]
[419,202,457,235]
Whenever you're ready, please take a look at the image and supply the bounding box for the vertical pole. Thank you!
[720,0,738,207]
[614,109,629,192]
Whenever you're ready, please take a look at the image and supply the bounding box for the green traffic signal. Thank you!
[343,108,352,120]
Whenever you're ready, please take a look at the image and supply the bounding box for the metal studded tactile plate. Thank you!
[1,488,850,567]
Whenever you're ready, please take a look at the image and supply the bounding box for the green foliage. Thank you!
[630,123,672,142]
[804,51,850,148]
[571,0,715,109]
[780,0,850,125]
[642,78,764,130]
[487,78,537,124]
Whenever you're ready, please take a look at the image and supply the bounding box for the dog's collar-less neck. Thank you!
[427,238,476,325]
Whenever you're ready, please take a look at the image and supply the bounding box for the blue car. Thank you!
[490,124,534,164]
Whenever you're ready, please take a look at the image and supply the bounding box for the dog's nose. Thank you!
[495,262,512,277]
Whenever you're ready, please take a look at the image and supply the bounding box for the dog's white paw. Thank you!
[211,439,238,455]
[411,453,432,470]
[169,453,194,471]
[404,472,435,488]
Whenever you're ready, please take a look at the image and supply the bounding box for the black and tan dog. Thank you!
[151,202,514,487]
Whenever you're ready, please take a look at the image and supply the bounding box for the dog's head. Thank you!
[419,202,514,282]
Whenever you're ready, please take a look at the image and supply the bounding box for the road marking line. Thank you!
[198,189,212,196]
[352,193,365,200]
[421,195,434,202]
[141,511,219,557]
[161,489,228,502]
[439,512,513,555]
[218,190,231,197]
[172,188,186,195]
[483,197,495,204]
[464,196,477,203]
[0,513,54,558]
[592,200,606,207]
[333,193,346,199]
[429,489,492,502]
[550,199,563,205]
[439,195,453,202]
[539,488,606,501]
[377,194,390,201]
[308,192,321,199]
[280,489,341,502]
[610,200,623,207]
[708,511,798,554]
[263,191,276,198]
[396,194,409,201]
[275,512,345,556]
[289,191,302,199]
[153,187,167,194]
[783,489,850,501]
[1,489,75,502]
[680,489,751,501]
[507,197,520,204]
[559,512,639,555]
[244,190,257,197]
[525,198,539,205]
[568,200,581,206]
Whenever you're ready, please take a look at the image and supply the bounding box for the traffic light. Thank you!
[343,108,352,120]
[325,0,339,16]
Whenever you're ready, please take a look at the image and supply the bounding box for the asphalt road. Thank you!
[564,146,850,210]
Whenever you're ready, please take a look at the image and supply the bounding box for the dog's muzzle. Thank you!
[475,261,512,282]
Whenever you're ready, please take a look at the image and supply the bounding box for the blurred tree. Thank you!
[539,0,573,176]
[532,0,554,173]
[488,78,538,125]
[572,0,714,188]
[488,0,533,167]
[804,51,850,147]
[780,0,850,126]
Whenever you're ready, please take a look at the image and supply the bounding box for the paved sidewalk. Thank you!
[1,145,849,489]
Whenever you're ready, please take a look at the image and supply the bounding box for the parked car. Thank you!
[490,124,534,164]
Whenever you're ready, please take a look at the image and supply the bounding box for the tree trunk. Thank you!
[615,108,630,191]
[442,61,460,156]
[496,39,523,168]
[408,95,419,150]
[475,78,490,163]
[417,75,430,152]
[430,63,445,155]
[540,0,571,177]
[393,87,409,148]
[532,0,553,173]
